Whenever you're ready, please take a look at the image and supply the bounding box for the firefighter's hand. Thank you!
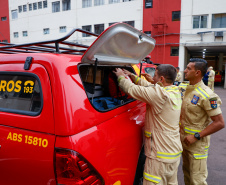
[141,73,154,83]
[184,135,197,146]
[113,68,126,77]
[123,69,132,77]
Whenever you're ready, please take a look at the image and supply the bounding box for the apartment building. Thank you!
[179,0,226,87]
[8,0,143,46]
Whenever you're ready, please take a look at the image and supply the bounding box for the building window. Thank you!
[18,6,22,13]
[94,24,104,35]
[62,0,71,10]
[59,26,66,33]
[29,4,33,11]
[11,10,18,20]
[43,28,50,34]
[43,1,48,8]
[52,1,60,12]
[170,47,179,56]
[94,0,104,6]
[2,40,8,43]
[109,22,117,26]
[212,13,226,28]
[109,0,120,4]
[33,3,37,10]
[1,17,7,21]
[23,5,27,12]
[145,0,152,8]
[123,21,135,27]
[123,0,132,2]
[144,31,151,37]
[23,31,28,37]
[38,2,42,9]
[82,25,92,37]
[172,11,180,21]
[82,0,92,8]
[193,15,207,29]
[14,32,19,38]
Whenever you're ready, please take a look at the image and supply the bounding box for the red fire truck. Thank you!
[0,23,155,185]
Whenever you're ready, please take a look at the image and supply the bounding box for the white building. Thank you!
[9,0,143,46]
[179,0,226,88]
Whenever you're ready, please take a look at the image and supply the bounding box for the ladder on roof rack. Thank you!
[0,28,99,55]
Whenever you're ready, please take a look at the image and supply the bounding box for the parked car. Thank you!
[0,23,155,185]
[214,70,223,85]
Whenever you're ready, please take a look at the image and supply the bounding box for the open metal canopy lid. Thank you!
[81,23,156,65]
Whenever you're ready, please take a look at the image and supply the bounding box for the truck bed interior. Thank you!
[79,65,135,111]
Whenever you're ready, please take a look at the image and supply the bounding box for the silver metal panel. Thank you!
[82,23,156,65]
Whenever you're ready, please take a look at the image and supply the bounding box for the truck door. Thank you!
[0,63,56,185]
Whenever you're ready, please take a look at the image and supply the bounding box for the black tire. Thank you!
[133,146,146,185]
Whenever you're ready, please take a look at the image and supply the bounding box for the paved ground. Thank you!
[178,86,226,185]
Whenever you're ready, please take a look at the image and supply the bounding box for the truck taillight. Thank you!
[55,148,104,185]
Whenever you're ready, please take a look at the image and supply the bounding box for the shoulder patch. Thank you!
[191,95,199,105]
[210,98,217,109]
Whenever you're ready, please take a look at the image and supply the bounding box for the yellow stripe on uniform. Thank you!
[194,153,208,159]
[117,76,125,83]
[179,83,188,88]
[164,86,179,92]
[157,151,182,159]
[166,89,180,92]
[184,127,201,135]
[144,131,151,138]
[205,146,209,152]
[195,87,209,99]
[143,172,161,183]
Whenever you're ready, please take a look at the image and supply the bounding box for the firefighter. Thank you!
[176,67,182,81]
[179,58,225,185]
[114,64,182,185]
[208,66,215,91]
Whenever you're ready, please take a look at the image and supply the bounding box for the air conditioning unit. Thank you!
[214,31,223,37]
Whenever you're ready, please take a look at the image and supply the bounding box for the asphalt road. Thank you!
[178,86,226,185]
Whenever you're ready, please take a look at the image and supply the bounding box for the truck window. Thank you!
[144,67,156,77]
[79,65,134,111]
[0,73,42,115]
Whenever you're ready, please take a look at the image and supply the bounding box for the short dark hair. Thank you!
[156,64,177,84]
[189,58,208,77]
[176,67,180,70]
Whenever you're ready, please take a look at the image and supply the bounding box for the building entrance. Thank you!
[185,46,226,88]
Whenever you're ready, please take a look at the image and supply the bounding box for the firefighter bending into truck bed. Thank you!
[114,64,182,185]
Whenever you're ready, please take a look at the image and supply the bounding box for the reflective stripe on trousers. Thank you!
[205,146,209,152]
[194,153,208,159]
[157,151,182,159]
[143,172,161,183]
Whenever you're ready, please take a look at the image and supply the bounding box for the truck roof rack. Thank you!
[0,28,99,55]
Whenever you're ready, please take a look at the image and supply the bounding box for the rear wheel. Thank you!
[133,146,146,185]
